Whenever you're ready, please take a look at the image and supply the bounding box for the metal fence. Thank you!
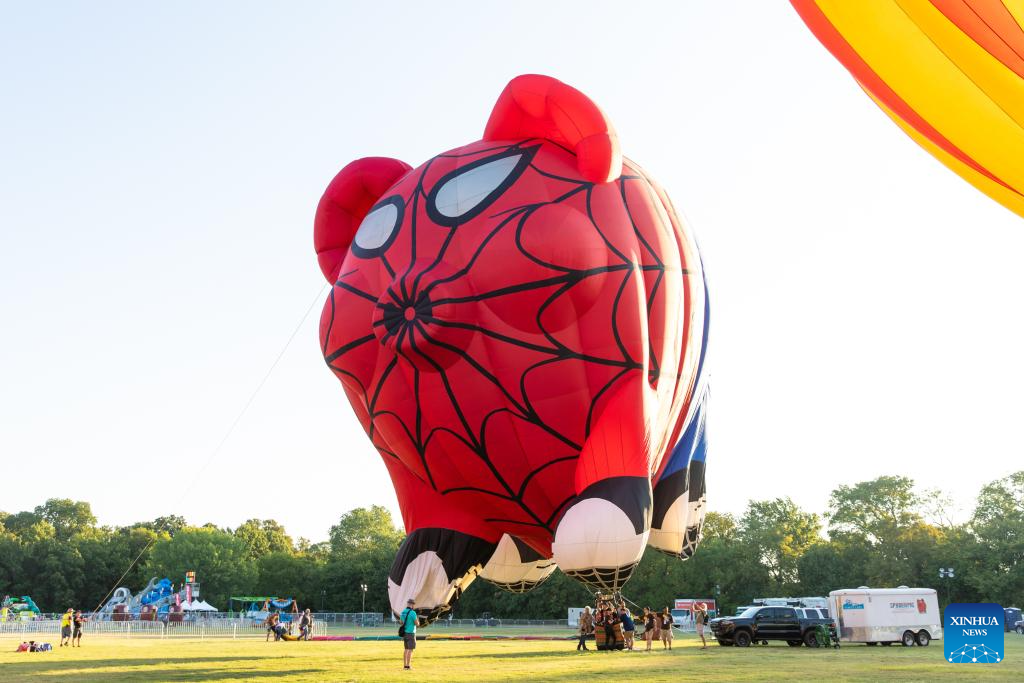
[0,619,325,640]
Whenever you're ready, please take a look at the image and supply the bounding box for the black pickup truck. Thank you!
[710,606,836,647]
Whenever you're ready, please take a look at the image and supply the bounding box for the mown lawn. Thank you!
[1,633,1022,682]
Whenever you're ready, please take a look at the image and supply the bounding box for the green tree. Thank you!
[256,551,323,610]
[234,519,294,559]
[967,471,1024,604]
[0,530,25,599]
[2,511,44,538]
[322,507,405,614]
[133,515,188,536]
[827,476,921,544]
[328,506,404,554]
[33,499,97,540]
[739,498,822,590]
[701,511,737,541]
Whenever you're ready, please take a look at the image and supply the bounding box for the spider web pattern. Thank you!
[948,644,1002,663]
[320,139,695,543]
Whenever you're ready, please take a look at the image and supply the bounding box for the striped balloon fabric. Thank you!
[792,0,1024,219]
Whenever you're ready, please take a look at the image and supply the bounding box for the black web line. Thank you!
[327,139,687,534]
[322,288,335,355]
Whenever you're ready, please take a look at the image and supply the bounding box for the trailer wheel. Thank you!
[916,631,930,647]
[901,631,916,647]
[866,642,878,647]
[735,631,752,647]
[803,630,820,648]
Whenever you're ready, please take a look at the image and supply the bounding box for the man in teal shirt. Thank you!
[400,598,419,670]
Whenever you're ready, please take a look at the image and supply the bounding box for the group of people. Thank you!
[577,601,674,652]
[59,608,86,647]
[263,608,314,641]
[577,601,710,651]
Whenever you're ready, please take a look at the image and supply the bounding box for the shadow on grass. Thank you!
[20,666,323,681]
[0,656,319,680]
[448,649,597,661]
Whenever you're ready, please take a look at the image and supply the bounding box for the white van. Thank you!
[829,587,942,647]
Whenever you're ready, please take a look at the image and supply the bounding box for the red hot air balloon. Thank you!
[314,74,710,621]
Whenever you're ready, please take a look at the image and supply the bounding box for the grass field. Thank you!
[2,633,1022,682]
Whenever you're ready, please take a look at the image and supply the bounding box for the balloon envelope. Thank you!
[314,74,709,620]
[792,0,1024,218]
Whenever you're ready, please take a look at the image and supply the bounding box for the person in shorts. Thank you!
[399,598,419,670]
[59,609,73,647]
[619,607,635,651]
[660,607,674,649]
[642,607,656,651]
[695,602,709,650]
[72,610,85,647]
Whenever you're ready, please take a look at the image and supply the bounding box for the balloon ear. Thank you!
[483,74,622,183]
[314,157,412,282]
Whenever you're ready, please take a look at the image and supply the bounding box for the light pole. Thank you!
[320,589,325,612]
[938,567,955,607]
[360,583,368,625]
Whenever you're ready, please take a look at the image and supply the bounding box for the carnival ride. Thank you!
[97,573,210,621]
[230,596,300,622]
[1,595,41,621]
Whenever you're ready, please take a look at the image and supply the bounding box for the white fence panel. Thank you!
[0,619,324,640]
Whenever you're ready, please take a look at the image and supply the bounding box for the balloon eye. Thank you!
[352,196,404,257]
[427,146,536,226]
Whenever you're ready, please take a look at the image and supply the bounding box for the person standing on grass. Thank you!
[400,598,420,670]
[72,610,86,647]
[59,608,73,647]
[643,607,656,651]
[660,607,674,650]
[265,612,280,642]
[602,608,618,651]
[576,606,593,651]
[695,602,709,650]
[299,609,313,641]
[619,607,635,651]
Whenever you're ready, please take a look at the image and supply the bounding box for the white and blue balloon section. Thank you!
[97,573,217,621]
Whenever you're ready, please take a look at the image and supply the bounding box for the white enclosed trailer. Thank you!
[829,587,942,647]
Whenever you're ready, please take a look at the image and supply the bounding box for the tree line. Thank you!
[1,472,1020,618]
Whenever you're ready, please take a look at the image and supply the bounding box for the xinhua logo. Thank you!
[944,603,1004,664]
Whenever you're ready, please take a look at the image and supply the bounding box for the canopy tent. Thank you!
[184,600,218,612]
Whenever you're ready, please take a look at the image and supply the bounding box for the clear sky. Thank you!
[2,1,1021,543]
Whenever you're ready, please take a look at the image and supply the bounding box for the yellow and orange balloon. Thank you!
[791,0,1024,218]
